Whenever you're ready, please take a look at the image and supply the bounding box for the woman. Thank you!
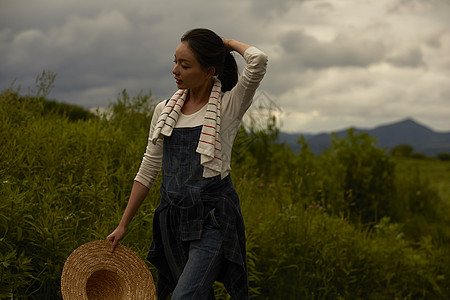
[107,28,268,299]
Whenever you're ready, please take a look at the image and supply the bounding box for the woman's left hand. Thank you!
[222,38,233,51]
[222,38,250,56]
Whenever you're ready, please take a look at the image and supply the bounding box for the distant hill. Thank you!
[278,118,450,156]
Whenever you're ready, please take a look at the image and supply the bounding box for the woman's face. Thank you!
[172,42,213,90]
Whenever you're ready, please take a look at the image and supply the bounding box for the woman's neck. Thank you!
[188,79,213,104]
[182,80,213,115]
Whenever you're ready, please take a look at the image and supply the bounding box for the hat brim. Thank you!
[61,240,155,300]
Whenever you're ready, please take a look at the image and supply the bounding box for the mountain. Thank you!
[278,118,450,156]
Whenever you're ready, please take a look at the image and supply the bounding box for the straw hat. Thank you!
[61,240,156,300]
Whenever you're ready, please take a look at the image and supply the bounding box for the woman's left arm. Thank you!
[221,40,268,120]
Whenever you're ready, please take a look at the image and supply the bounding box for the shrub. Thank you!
[248,204,447,299]
[2,80,450,299]
[390,144,414,157]
[436,153,450,161]
[0,86,159,298]
[322,129,396,224]
[410,152,428,159]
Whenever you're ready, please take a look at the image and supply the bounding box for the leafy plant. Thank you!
[1,78,450,299]
[325,129,396,224]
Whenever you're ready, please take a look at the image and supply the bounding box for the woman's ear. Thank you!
[206,66,216,78]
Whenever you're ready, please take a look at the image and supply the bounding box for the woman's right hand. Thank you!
[106,225,127,253]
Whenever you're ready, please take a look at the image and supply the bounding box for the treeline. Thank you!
[390,143,450,161]
[1,81,450,299]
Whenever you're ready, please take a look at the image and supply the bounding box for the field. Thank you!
[1,83,450,299]
[395,158,450,203]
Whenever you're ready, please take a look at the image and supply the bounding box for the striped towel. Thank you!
[151,89,188,142]
[152,78,223,178]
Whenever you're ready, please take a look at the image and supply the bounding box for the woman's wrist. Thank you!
[117,221,128,231]
[223,38,234,51]
[223,39,250,56]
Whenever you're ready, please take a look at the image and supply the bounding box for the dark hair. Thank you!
[181,28,238,92]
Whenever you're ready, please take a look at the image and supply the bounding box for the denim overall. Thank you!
[147,125,249,299]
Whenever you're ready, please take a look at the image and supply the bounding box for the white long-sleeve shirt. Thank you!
[135,46,268,189]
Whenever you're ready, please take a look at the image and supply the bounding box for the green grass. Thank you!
[2,89,450,299]
[395,158,450,202]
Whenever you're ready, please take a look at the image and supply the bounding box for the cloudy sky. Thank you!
[1,0,449,133]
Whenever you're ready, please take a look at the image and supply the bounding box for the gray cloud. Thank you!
[279,30,386,69]
[1,0,449,133]
[387,0,445,14]
[386,48,425,68]
[0,5,175,105]
[249,0,302,19]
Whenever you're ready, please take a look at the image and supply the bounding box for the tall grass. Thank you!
[1,81,450,299]
[395,157,450,204]
[0,86,159,298]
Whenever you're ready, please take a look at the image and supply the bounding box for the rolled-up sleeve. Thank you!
[222,46,268,120]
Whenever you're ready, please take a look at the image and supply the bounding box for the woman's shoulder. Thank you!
[149,99,167,122]
[156,99,168,108]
